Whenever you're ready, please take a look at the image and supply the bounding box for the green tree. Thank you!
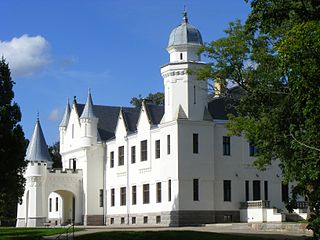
[130,92,164,109]
[0,58,27,225]
[48,141,62,169]
[198,1,320,237]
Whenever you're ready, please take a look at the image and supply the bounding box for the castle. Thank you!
[16,12,302,227]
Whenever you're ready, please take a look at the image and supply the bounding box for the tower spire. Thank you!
[80,89,96,119]
[182,6,188,23]
[60,98,71,127]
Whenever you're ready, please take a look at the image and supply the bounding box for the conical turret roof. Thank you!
[80,89,96,119]
[26,117,52,163]
[59,99,71,127]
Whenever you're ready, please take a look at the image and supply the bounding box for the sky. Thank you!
[1,0,251,145]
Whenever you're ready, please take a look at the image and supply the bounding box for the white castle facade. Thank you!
[16,13,306,227]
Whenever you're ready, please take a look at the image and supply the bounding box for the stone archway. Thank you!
[47,190,75,225]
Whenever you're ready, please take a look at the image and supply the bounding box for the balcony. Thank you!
[240,200,270,209]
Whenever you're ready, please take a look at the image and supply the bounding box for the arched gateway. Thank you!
[16,118,82,227]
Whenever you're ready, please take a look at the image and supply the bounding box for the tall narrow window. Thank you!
[141,140,147,161]
[131,146,136,164]
[49,198,52,212]
[143,184,150,204]
[264,181,268,201]
[282,182,289,202]
[72,124,74,139]
[132,186,137,205]
[55,197,59,211]
[223,180,231,202]
[253,180,261,200]
[245,180,249,201]
[155,140,160,159]
[249,142,257,156]
[193,85,196,104]
[99,189,103,207]
[180,52,183,60]
[168,179,172,201]
[193,133,199,154]
[193,179,199,201]
[156,182,162,203]
[223,136,231,156]
[110,151,114,168]
[167,135,171,155]
[120,187,126,206]
[111,188,115,207]
[118,146,124,166]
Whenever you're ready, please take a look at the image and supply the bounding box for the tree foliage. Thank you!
[198,0,320,237]
[130,92,164,109]
[0,58,27,225]
[48,141,62,169]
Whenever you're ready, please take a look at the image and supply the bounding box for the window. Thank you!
[264,181,268,201]
[155,140,160,159]
[131,146,136,164]
[49,198,52,212]
[99,189,103,207]
[132,185,137,205]
[110,218,114,224]
[249,142,257,156]
[223,136,231,156]
[253,180,261,201]
[180,52,183,60]
[193,179,199,201]
[121,217,125,224]
[245,180,249,201]
[156,182,162,203]
[120,187,126,206]
[141,140,147,161]
[168,179,172,201]
[282,182,289,202]
[143,184,150,204]
[167,135,171,154]
[111,188,115,206]
[118,146,124,166]
[69,158,76,171]
[193,133,199,154]
[110,151,114,168]
[143,216,148,224]
[156,216,161,224]
[223,180,231,202]
[193,85,196,104]
[55,197,59,211]
[132,217,136,224]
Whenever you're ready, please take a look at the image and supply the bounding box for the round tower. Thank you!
[16,117,52,227]
[79,90,98,146]
[161,11,207,122]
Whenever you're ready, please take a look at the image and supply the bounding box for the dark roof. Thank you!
[208,86,243,120]
[76,103,164,141]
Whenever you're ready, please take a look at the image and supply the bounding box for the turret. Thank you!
[59,99,70,152]
[16,117,52,227]
[80,89,98,146]
[161,11,207,122]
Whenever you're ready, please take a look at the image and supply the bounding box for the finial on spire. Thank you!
[37,111,39,121]
[182,6,188,23]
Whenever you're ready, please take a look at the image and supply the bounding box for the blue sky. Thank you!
[1,0,250,144]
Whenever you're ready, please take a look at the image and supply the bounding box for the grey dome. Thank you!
[168,12,203,48]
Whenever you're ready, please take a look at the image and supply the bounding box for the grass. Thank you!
[75,230,275,240]
[0,227,82,240]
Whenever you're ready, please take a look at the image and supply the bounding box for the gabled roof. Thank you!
[76,103,164,141]
[26,118,52,163]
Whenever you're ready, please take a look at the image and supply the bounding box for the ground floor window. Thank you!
[223,180,231,202]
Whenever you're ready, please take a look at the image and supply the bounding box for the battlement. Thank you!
[28,161,48,167]
[48,168,83,174]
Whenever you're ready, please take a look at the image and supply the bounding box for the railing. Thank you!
[240,200,270,209]
[55,223,75,240]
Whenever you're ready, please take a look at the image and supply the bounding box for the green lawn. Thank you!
[75,231,274,240]
[0,227,81,240]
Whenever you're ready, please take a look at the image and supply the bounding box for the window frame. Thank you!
[155,140,160,159]
[141,140,148,161]
[143,184,150,204]
[223,180,231,202]
[223,136,231,156]
[118,146,124,166]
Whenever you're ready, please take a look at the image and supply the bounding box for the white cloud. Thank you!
[0,34,50,76]
[48,108,61,122]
